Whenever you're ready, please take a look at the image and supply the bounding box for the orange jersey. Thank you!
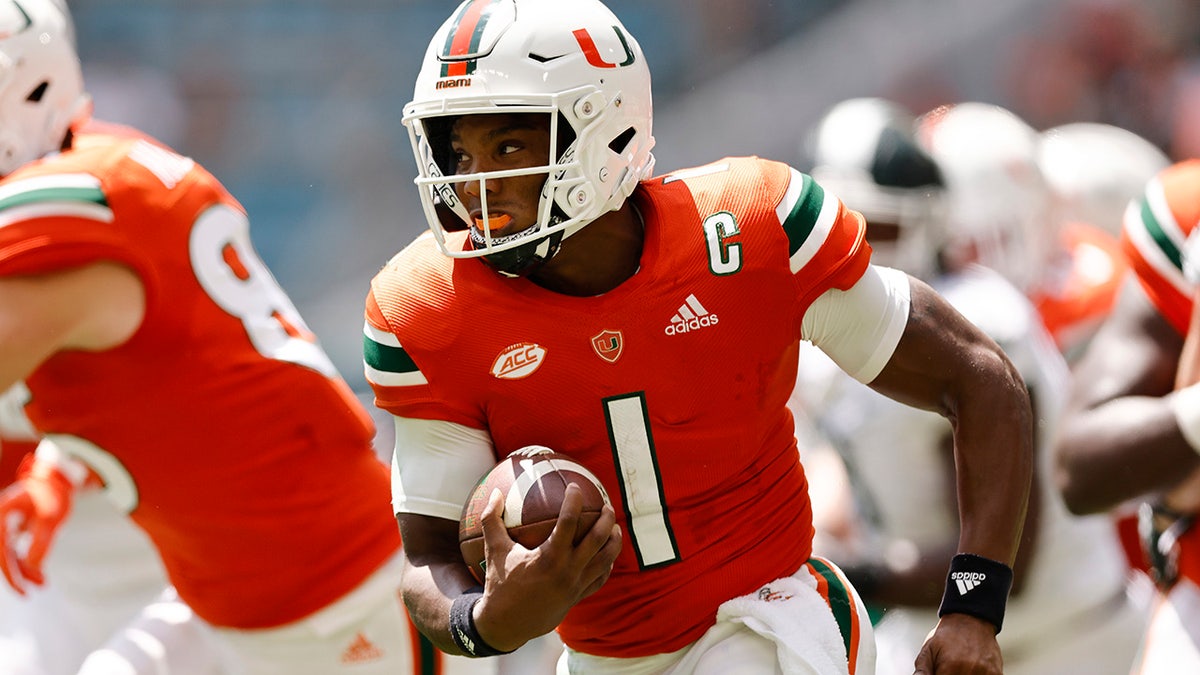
[0,121,399,628]
[1032,221,1128,360]
[1122,159,1200,585]
[0,438,35,488]
[365,157,872,657]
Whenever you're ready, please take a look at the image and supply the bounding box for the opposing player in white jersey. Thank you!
[795,98,1145,675]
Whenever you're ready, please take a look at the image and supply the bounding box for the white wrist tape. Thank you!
[1168,383,1200,455]
[32,438,91,487]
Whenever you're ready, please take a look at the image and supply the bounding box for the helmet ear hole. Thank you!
[608,127,635,154]
[26,81,48,102]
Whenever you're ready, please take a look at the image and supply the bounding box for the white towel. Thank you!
[715,568,853,675]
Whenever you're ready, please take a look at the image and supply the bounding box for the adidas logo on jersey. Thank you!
[665,294,719,336]
[951,571,987,595]
[340,632,384,664]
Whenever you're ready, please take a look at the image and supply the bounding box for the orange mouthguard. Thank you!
[474,214,512,231]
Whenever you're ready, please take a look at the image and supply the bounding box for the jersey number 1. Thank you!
[603,392,681,569]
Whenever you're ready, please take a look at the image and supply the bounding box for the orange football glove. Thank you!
[0,454,77,595]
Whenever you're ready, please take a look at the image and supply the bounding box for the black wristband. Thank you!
[448,587,514,657]
[937,553,1014,633]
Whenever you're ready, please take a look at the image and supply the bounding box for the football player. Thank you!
[1036,121,1170,579]
[1057,158,1200,673]
[364,2,1033,674]
[796,97,1144,675]
[0,2,489,674]
[1035,121,1170,363]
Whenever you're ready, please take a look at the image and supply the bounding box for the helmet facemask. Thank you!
[410,108,584,277]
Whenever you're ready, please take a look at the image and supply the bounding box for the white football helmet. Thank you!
[805,97,944,279]
[403,0,656,276]
[0,0,89,176]
[1038,122,1169,238]
[916,102,1050,291]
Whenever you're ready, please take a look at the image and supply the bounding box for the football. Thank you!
[458,445,611,584]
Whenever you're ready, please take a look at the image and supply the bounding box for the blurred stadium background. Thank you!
[69,0,1200,392]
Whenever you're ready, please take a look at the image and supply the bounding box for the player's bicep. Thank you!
[391,416,496,521]
[0,262,144,390]
[869,276,1016,413]
[802,264,911,383]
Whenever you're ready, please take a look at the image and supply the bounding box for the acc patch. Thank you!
[491,342,546,379]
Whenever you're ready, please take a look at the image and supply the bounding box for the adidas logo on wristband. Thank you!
[939,554,1014,633]
[951,571,987,594]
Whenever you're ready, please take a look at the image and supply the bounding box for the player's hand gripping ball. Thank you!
[459,445,611,584]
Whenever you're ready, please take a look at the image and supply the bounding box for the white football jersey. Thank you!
[792,264,1141,672]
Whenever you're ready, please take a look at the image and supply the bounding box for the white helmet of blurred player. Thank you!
[403,0,656,277]
[806,97,945,279]
[1038,122,1169,238]
[0,0,89,176]
[916,102,1050,291]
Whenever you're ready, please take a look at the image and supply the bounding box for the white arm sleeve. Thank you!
[390,416,496,521]
[801,265,911,383]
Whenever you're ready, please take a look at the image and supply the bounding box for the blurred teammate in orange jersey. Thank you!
[363,2,1034,674]
[1036,122,1171,581]
[1035,121,1170,364]
[1056,159,1200,673]
[0,2,490,674]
